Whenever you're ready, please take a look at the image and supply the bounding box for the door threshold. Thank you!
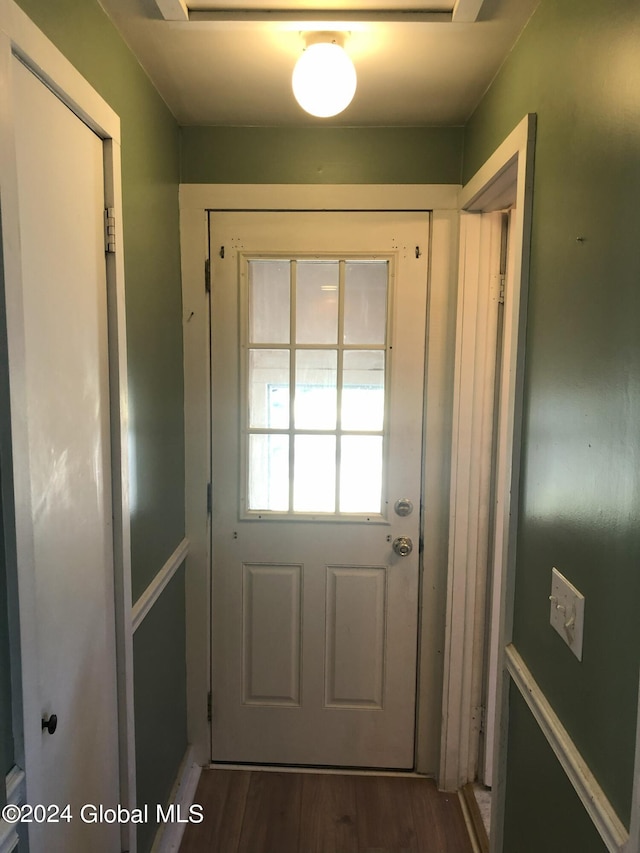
[209,762,429,779]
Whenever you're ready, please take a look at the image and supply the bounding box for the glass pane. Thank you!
[293,435,336,512]
[296,261,339,344]
[249,260,290,344]
[342,351,385,431]
[344,261,388,345]
[295,350,337,430]
[248,434,289,511]
[340,436,383,513]
[249,349,289,429]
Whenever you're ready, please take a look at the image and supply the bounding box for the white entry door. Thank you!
[210,211,429,768]
[12,57,121,851]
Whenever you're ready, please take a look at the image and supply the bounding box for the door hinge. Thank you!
[498,275,506,304]
[415,245,421,259]
[205,258,211,294]
[219,245,225,259]
[104,207,116,254]
[207,691,212,723]
[478,705,486,734]
[206,482,212,516]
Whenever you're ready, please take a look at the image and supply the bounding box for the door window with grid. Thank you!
[243,256,390,517]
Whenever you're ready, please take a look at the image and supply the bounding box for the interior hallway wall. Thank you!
[180,125,464,184]
[7,3,188,851]
[464,0,640,848]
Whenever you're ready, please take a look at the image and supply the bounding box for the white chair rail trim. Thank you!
[132,538,190,634]
[5,767,25,807]
[506,644,629,853]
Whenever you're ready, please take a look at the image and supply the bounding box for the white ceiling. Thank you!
[98,0,538,126]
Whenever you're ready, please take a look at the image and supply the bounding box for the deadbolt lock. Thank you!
[392,536,413,557]
[394,498,414,517]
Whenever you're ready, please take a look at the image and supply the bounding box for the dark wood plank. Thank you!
[236,771,303,853]
[180,770,473,853]
[407,778,474,853]
[355,776,419,851]
[299,773,359,853]
[180,768,250,852]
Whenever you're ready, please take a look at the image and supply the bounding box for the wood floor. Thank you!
[180,769,474,853]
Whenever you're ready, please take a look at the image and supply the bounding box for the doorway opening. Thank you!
[180,184,460,776]
[439,115,536,853]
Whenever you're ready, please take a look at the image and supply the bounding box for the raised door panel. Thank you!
[242,564,302,706]
[325,566,386,709]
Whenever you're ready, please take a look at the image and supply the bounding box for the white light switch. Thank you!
[549,567,585,661]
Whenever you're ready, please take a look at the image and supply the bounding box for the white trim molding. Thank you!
[181,183,460,771]
[2,0,119,141]
[179,183,459,212]
[506,645,629,853]
[1,765,25,851]
[0,764,23,853]
[132,538,190,633]
[165,7,486,24]
[5,766,25,807]
[452,0,485,23]
[150,746,202,853]
[440,209,504,790]
[439,114,536,799]
[0,821,18,853]
[154,0,189,21]
[627,675,640,853]
[414,207,460,774]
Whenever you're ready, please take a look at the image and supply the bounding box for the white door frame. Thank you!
[439,114,536,799]
[0,3,135,851]
[180,183,460,773]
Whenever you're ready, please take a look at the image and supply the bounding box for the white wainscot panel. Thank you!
[242,563,302,706]
[325,566,387,709]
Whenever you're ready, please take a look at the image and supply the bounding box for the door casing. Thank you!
[180,184,460,775]
[438,115,535,844]
[0,4,134,850]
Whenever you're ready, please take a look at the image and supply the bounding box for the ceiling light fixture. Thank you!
[292,32,357,118]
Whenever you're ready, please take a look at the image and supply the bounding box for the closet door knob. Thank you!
[42,714,57,735]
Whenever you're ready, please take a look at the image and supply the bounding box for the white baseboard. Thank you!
[506,645,629,853]
[151,746,202,853]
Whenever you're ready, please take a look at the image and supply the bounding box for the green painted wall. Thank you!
[11,3,188,849]
[180,125,463,184]
[133,567,187,853]
[465,0,640,830]
[503,685,608,853]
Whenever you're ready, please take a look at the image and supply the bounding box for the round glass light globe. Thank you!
[292,42,357,118]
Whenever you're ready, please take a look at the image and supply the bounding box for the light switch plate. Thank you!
[549,567,585,661]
